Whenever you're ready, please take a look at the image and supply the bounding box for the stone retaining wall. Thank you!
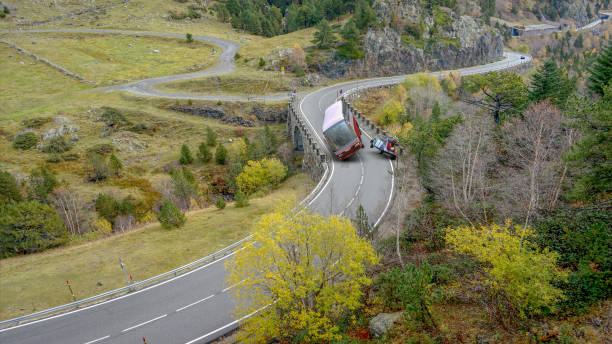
[1,39,92,84]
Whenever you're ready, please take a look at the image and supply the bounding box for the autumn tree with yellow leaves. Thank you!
[445,221,566,321]
[226,204,379,343]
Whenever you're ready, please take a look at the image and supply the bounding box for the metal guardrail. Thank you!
[0,234,254,329]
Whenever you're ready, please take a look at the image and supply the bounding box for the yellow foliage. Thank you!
[226,205,379,343]
[228,138,248,164]
[403,72,441,92]
[92,217,112,235]
[376,99,406,126]
[189,199,200,210]
[393,83,408,103]
[236,158,288,195]
[445,221,567,318]
[139,212,157,224]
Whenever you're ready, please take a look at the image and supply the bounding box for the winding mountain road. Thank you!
[0,29,532,344]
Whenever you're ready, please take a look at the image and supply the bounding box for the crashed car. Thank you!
[370,135,398,159]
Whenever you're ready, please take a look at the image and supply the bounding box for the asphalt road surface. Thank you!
[0,29,531,344]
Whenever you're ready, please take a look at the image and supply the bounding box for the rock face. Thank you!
[170,106,255,127]
[368,312,403,337]
[315,0,503,79]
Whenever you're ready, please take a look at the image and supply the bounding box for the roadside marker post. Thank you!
[118,258,130,288]
[142,337,147,344]
[66,280,76,302]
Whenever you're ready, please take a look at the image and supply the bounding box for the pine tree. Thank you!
[588,41,612,95]
[179,144,194,165]
[28,166,58,204]
[234,189,249,208]
[197,142,212,163]
[529,60,575,108]
[354,0,377,30]
[0,170,22,205]
[109,154,123,176]
[206,127,217,147]
[312,19,337,48]
[215,144,227,165]
[341,20,360,42]
[158,199,185,229]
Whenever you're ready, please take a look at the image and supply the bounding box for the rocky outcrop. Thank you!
[250,105,287,123]
[170,106,255,127]
[314,0,503,79]
[368,312,403,337]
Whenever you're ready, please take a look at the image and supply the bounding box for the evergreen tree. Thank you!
[28,166,58,204]
[234,189,249,208]
[216,197,226,209]
[108,154,123,176]
[341,20,360,42]
[0,201,68,257]
[529,60,575,108]
[216,144,228,165]
[588,41,612,95]
[354,0,377,30]
[197,142,212,163]
[0,170,22,206]
[312,19,337,48]
[567,85,612,202]
[206,127,217,147]
[179,144,194,165]
[158,199,185,229]
[573,33,583,49]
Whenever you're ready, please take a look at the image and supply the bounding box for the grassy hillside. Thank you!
[0,174,312,320]
[1,32,218,85]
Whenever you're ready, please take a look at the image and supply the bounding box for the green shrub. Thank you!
[158,199,185,229]
[376,263,437,328]
[206,126,217,146]
[0,170,22,205]
[215,197,226,209]
[179,144,194,165]
[100,107,130,128]
[197,142,212,163]
[3,6,9,14]
[13,132,39,150]
[87,143,115,156]
[215,144,227,165]
[87,154,110,182]
[258,58,266,67]
[186,33,193,43]
[28,166,58,204]
[532,207,612,313]
[109,154,123,176]
[294,65,305,77]
[234,189,249,208]
[22,117,51,128]
[62,152,80,161]
[0,201,68,257]
[234,53,241,60]
[42,136,72,153]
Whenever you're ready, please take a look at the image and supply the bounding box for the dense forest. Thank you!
[215,0,357,36]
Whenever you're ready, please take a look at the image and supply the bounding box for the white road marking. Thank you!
[0,250,241,333]
[121,314,167,333]
[341,153,365,216]
[222,280,244,292]
[83,335,110,344]
[184,307,266,344]
[175,295,214,312]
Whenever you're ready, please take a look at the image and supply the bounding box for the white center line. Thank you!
[222,280,244,293]
[83,335,110,344]
[176,295,214,312]
[121,314,167,333]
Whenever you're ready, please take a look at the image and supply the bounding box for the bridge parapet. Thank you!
[342,85,406,155]
[287,96,328,181]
